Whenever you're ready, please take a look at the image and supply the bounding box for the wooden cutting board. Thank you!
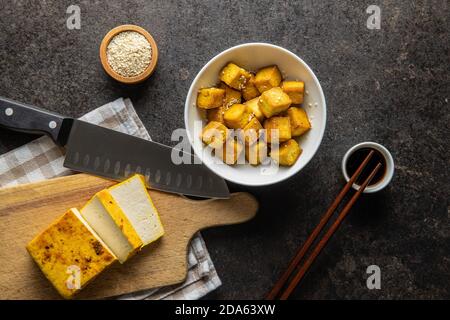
[0,174,258,299]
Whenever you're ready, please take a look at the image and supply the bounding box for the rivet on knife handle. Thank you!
[0,96,72,146]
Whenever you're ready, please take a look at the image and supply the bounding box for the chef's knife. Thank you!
[0,97,230,199]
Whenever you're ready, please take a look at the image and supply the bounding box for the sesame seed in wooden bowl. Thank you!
[100,25,158,84]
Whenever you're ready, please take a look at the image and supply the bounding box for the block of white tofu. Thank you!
[80,191,143,263]
[108,174,164,246]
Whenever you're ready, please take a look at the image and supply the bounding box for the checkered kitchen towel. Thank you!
[0,98,221,300]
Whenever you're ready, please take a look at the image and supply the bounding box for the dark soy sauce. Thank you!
[346,148,386,186]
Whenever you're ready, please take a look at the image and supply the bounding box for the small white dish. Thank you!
[341,142,394,193]
[184,43,327,186]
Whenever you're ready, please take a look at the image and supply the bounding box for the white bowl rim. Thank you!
[184,42,327,186]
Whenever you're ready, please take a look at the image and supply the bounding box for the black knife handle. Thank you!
[0,96,68,145]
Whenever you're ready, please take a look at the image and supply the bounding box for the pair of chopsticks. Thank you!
[266,150,381,300]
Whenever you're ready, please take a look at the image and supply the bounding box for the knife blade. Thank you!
[0,97,230,199]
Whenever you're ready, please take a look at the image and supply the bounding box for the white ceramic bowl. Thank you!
[342,142,395,193]
[184,43,326,186]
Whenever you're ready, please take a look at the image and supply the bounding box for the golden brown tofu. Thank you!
[244,96,264,122]
[217,139,244,165]
[207,84,241,123]
[281,81,305,104]
[259,87,292,118]
[26,208,117,299]
[207,105,226,123]
[201,121,229,148]
[242,74,260,101]
[245,140,268,165]
[242,117,263,145]
[264,116,291,143]
[219,83,242,108]
[270,139,302,166]
[219,63,251,90]
[197,87,225,109]
[223,104,253,129]
[254,65,282,93]
[287,107,311,136]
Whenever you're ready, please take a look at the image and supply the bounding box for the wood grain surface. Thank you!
[0,174,258,299]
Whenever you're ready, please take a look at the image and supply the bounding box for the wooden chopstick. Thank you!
[266,150,380,300]
[279,162,382,299]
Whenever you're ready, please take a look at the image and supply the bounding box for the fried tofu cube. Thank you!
[207,106,225,123]
[242,117,263,145]
[223,104,253,129]
[242,74,260,101]
[217,139,243,165]
[287,107,311,136]
[245,140,268,166]
[201,121,229,148]
[270,139,302,166]
[220,83,242,108]
[244,96,264,122]
[254,65,282,93]
[219,63,251,90]
[259,87,292,118]
[197,87,225,109]
[281,81,305,104]
[264,116,291,143]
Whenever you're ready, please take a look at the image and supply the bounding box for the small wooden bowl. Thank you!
[100,25,158,84]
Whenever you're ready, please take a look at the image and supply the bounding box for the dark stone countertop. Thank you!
[0,0,448,299]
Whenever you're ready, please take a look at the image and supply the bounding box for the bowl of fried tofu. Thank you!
[184,43,326,186]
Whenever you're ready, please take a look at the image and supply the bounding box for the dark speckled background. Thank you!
[0,0,448,299]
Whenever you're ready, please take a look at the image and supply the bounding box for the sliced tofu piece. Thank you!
[81,191,143,263]
[108,174,164,246]
[27,208,117,299]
